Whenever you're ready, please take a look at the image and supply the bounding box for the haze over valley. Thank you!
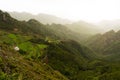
[0,0,120,80]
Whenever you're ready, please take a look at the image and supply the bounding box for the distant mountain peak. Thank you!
[105,30,115,34]
[28,19,40,24]
[9,11,72,24]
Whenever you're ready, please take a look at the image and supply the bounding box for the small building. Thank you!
[14,46,19,51]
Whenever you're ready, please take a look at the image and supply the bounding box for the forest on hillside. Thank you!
[0,8,120,80]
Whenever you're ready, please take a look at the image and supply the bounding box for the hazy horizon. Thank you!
[0,0,120,23]
[0,1,120,80]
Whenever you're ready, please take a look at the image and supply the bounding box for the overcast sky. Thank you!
[0,0,120,23]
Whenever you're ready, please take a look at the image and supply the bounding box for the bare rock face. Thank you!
[2,14,6,21]
[0,10,16,23]
[0,10,7,21]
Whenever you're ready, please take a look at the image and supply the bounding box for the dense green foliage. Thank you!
[0,31,68,80]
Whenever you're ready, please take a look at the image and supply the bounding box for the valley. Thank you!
[0,10,120,80]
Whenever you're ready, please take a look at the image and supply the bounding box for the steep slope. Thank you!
[0,10,120,80]
[0,10,99,80]
[46,23,84,42]
[1,10,84,42]
[1,29,119,80]
[85,30,115,53]
[47,40,98,79]
[0,30,68,80]
[0,10,58,38]
[9,11,103,41]
[9,12,72,24]
[0,50,68,80]
[84,30,120,60]
[0,10,72,80]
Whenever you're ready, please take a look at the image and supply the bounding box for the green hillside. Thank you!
[0,31,68,80]
[84,30,120,61]
[0,10,120,80]
[0,10,96,80]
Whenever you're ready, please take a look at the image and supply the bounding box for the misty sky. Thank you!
[0,0,120,22]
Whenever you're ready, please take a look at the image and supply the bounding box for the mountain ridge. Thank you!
[0,10,97,80]
[9,11,72,24]
[84,29,120,61]
[0,10,120,80]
